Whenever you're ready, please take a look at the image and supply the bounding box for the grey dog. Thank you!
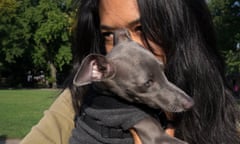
[73,29,194,144]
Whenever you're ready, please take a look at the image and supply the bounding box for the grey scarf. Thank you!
[69,85,151,144]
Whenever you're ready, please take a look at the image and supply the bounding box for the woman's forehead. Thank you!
[99,0,140,28]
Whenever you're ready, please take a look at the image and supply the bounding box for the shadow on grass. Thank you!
[0,135,21,144]
[0,135,6,144]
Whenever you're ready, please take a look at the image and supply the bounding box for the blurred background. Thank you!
[208,0,240,98]
[0,0,75,89]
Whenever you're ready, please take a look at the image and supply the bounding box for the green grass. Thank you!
[0,89,61,139]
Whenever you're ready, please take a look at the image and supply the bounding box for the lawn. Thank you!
[0,89,61,139]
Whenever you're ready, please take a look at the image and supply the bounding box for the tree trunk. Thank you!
[49,62,57,88]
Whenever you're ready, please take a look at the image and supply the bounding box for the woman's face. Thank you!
[99,0,166,63]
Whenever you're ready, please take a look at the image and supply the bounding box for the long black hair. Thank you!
[137,0,240,143]
[67,0,103,114]
[68,0,240,143]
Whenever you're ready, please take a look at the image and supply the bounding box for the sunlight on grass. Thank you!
[0,89,61,139]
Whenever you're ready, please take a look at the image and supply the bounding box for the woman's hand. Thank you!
[164,112,175,137]
[165,125,175,137]
[130,127,175,144]
[130,129,142,144]
[130,111,176,144]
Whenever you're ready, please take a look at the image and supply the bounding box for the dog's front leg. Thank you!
[132,117,188,144]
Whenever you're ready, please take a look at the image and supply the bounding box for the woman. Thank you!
[21,0,240,144]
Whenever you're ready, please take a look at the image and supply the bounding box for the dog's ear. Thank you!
[73,54,115,87]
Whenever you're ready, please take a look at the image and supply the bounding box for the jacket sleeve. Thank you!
[20,89,76,144]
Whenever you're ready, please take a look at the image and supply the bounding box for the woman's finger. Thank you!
[130,129,142,144]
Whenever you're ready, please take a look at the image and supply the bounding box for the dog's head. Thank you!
[73,29,194,112]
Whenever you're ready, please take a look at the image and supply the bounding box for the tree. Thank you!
[32,0,73,88]
[224,50,240,73]
[208,0,240,74]
[0,0,74,88]
[0,0,34,87]
[0,0,27,63]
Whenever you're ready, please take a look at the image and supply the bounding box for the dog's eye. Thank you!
[144,79,153,88]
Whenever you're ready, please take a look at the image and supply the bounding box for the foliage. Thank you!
[0,0,26,63]
[223,50,240,73]
[208,0,240,74]
[33,0,73,70]
[0,0,75,87]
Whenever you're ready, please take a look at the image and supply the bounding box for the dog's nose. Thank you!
[182,98,194,110]
[113,29,131,45]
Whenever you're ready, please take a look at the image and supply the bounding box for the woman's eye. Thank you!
[134,25,143,33]
[102,32,114,42]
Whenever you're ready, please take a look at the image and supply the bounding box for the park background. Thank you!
[0,0,239,141]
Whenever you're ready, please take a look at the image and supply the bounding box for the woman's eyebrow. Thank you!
[128,18,140,27]
[100,18,141,31]
[100,25,115,31]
